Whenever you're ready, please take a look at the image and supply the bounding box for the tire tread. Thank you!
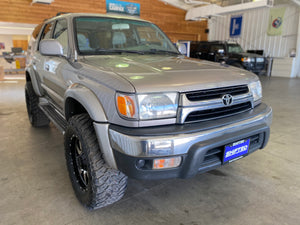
[65,114,127,210]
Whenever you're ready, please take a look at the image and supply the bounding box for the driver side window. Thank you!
[53,19,68,55]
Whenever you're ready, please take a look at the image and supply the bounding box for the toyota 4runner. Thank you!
[25,13,272,210]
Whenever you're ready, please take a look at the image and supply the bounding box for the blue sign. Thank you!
[230,15,243,37]
[223,139,250,163]
[106,0,140,16]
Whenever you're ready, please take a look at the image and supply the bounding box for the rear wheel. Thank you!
[64,114,127,210]
[25,81,50,127]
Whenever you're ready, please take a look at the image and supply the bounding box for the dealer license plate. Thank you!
[223,139,250,163]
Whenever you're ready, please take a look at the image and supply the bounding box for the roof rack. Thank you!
[43,12,70,21]
[56,12,70,16]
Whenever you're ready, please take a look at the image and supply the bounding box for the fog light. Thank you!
[153,157,182,169]
[136,159,145,169]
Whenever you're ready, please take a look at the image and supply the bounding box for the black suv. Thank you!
[190,41,266,74]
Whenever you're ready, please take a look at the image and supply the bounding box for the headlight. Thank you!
[241,57,255,63]
[138,93,178,120]
[249,80,262,103]
[256,57,264,63]
[116,92,178,120]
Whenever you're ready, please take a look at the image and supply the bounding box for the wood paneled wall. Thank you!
[13,40,28,50]
[0,0,207,42]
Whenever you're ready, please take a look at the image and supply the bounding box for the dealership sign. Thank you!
[106,0,140,16]
[230,15,243,37]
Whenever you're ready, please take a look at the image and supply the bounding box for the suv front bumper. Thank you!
[98,103,272,180]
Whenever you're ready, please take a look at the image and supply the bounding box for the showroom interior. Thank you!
[0,0,299,224]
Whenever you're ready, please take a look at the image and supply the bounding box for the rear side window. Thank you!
[198,43,209,53]
[53,19,68,55]
[40,22,54,40]
[210,44,225,53]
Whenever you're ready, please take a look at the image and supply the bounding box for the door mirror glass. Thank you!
[40,39,63,56]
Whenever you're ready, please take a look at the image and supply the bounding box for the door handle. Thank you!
[45,64,50,71]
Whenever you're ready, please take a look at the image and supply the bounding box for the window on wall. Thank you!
[53,19,68,55]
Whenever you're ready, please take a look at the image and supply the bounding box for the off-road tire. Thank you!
[64,114,127,210]
[25,81,50,127]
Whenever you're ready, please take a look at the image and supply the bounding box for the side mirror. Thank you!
[40,39,63,56]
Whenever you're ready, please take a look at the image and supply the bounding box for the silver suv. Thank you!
[25,13,272,210]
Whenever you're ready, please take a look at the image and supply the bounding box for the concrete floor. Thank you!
[0,77,300,225]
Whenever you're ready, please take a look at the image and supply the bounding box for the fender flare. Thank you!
[26,66,43,96]
[64,84,108,122]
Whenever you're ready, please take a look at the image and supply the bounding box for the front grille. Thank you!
[186,85,249,102]
[198,133,264,172]
[185,102,252,123]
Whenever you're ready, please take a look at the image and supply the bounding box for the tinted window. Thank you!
[210,44,224,52]
[227,44,244,53]
[198,43,209,53]
[53,19,68,55]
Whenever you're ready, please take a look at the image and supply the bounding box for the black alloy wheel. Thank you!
[70,135,89,191]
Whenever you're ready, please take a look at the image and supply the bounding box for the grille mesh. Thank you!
[185,102,252,123]
[186,85,249,102]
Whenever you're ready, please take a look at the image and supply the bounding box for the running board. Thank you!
[39,102,68,133]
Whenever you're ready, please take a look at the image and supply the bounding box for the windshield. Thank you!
[227,44,244,54]
[74,17,179,55]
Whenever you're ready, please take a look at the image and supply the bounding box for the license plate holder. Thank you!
[223,139,250,163]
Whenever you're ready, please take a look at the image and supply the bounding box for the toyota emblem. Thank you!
[222,94,233,106]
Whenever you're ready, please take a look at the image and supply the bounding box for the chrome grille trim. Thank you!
[185,85,249,102]
[177,86,253,124]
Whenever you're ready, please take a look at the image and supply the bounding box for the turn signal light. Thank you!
[153,157,182,170]
[117,95,136,118]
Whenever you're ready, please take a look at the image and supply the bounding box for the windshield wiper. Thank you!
[94,49,144,55]
[144,49,180,55]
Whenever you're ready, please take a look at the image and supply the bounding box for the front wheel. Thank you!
[64,114,127,210]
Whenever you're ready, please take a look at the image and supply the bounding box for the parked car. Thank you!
[190,41,266,74]
[25,13,272,210]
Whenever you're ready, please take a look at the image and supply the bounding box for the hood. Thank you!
[80,54,258,93]
[237,52,264,58]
